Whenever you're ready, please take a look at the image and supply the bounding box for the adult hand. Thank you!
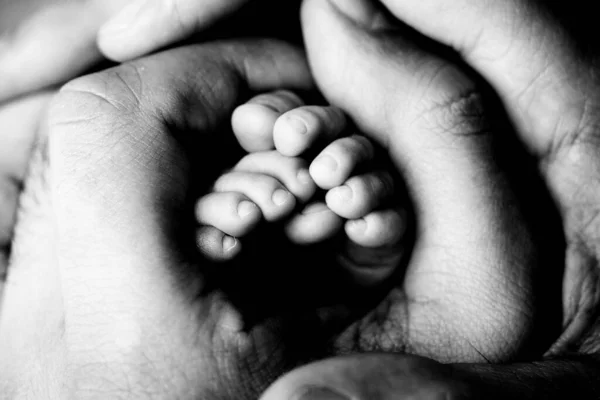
[2,6,564,400]
[0,39,316,398]
[0,0,125,103]
[97,0,303,62]
[0,20,551,400]
[0,0,301,103]
[260,0,600,398]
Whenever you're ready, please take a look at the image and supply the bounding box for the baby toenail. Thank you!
[287,116,308,135]
[238,201,257,218]
[297,169,313,184]
[272,189,291,206]
[348,218,367,232]
[333,185,353,202]
[302,203,329,215]
[315,155,338,172]
[223,236,237,252]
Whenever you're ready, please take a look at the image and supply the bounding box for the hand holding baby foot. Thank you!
[197,89,409,288]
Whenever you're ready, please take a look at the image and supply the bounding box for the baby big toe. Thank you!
[213,171,297,222]
[309,134,374,190]
[273,105,347,157]
[232,90,304,152]
[326,171,394,219]
[196,192,261,237]
[345,209,406,248]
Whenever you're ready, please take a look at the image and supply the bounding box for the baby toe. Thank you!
[326,171,394,219]
[196,226,241,262]
[196,192,261,237]
[232,90,304,152]
[309,134,374,190]
[234,151,317,202]
[213,171,296,222]
[273,105,347,157]
[284,202,344,244]
[345,208,406,248]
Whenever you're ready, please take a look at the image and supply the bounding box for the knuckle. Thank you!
[46,67,166,198]
[415,87,489,138]
[408,63,489,138]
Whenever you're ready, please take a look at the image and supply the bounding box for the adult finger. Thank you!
[374,0,599,158]
[260,353,600,400]
[98,0,250,61]
[0,0,124,102]
[374,0,600,355]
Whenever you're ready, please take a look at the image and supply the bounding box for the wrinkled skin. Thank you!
[3,1,600,400]
[0,41,570,400]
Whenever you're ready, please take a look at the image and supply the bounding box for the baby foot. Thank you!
[195,150,316,261]
[198,90,408,280]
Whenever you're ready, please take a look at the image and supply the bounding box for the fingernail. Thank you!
[99,0,151,37]
[286,116,308,135]
[298,169,313,185]
[332,185,353,202]
[295,386,349,400]
[314,155,338,172]
[223,236,237,252]
[273,189,291,206]
[238,201,257,218]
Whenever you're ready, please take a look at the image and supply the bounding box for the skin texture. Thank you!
[3,0,600,399]
[262,0,600,398]
[0,40,402,399]
[0,0,303,103]
[0,0,125,102]
[0,33,558,400]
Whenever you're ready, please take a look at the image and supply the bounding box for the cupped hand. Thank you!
[0,39,319,399]
[260,0,600,399]
[0,27,546,400]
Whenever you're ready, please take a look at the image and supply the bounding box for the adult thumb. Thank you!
[98,0,249,61]
[260,353,600,400]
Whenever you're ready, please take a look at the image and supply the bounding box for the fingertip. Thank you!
[97,0,156,62]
